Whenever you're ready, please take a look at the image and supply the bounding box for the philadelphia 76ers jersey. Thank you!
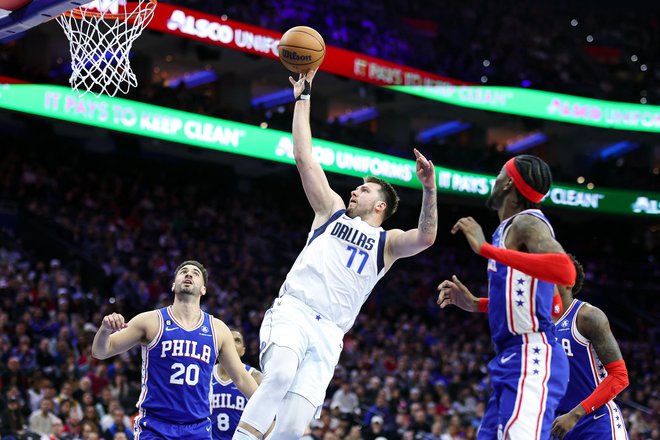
[135,306,218,423]
[210,364,254,440]
[555,299,628,439]
[487,209,557,350]
[279,209,387,333]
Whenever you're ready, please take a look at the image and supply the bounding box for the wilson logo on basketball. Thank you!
[281,49,312,61]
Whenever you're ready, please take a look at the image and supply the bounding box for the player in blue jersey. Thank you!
[550,255,629,440]
[211,330,262,440]
[437,155,577,440]
[233,69,437,440]
[91,260,259,440]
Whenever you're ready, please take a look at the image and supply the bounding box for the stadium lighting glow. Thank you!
[505,133,547,153]
[336,107,379,125]
[166,70,219,89]
[417,121,470,142]
[250,88,294,108]
[0,83,657,216]
[389,85,660,133]
[598,141,640,160]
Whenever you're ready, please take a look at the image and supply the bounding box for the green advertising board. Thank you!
[0,84,657,216]
[389,85,660,133]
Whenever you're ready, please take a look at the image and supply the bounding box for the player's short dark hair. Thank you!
[511,155,553,210]
[174,260,208,286]
[364,176,400,220]
[567,254,584,296]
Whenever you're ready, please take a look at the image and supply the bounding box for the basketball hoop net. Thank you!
[56,0,157,97]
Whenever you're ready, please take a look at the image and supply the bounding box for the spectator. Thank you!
[28,398,60,437]
[101,408,133,440]
[331,381,360,416]
[363,415,390,440]
[0,396,28,439]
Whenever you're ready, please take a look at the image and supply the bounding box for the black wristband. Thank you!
[296,79,311,101]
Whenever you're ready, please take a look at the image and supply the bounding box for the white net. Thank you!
[56,0,157,97]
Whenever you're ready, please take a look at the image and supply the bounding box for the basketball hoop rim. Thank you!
[62,0,156,20]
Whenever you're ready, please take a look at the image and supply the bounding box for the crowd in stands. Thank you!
[0,137,657,439]
[161,0,660,104]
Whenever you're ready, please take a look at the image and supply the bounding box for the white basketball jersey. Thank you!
[279,209,388,333]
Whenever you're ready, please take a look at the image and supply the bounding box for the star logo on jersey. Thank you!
[201,326,209,333]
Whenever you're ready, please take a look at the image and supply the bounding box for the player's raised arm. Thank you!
[289,69,344,225]
[385,149,437,265]
[214,319,258,399]
[452,214,576,286]
[92,311,153,359]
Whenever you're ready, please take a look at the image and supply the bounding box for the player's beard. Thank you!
[346,200,375,218]
[486,190,504,211]
[177,282,196,296]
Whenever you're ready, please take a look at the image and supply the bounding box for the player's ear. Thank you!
[200,285,206,296]
[171,282,175,293]
[376,200,386,213]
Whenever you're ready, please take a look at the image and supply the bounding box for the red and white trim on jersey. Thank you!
[556,298,579,323]
[134,407,145,439]
[505,268,540,335]
[134,313,164,439]
[602,401,629,440]
[136,312,164,409]
[569,302,603,387]
[167,305,204,331]
[209,317,219,359]
[503,332,552,439]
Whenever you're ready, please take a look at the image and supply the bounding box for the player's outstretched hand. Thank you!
[413,148,436,190]
[101,313,128,332]
[289,68,318,99]
[451,217,486,254]
[437,275,478,312]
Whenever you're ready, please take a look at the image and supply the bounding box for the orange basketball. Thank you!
[277,26,325,74]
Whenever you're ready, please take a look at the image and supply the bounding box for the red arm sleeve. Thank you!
[580,360,629,414]
[551,292,563,318]
[478,298,489,313]
[479,243,576,286]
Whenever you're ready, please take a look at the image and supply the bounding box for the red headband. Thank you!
[505,158,545,203]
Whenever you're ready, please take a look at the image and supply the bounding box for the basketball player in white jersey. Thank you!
[92,261,258,439]
[232,69,437,440]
